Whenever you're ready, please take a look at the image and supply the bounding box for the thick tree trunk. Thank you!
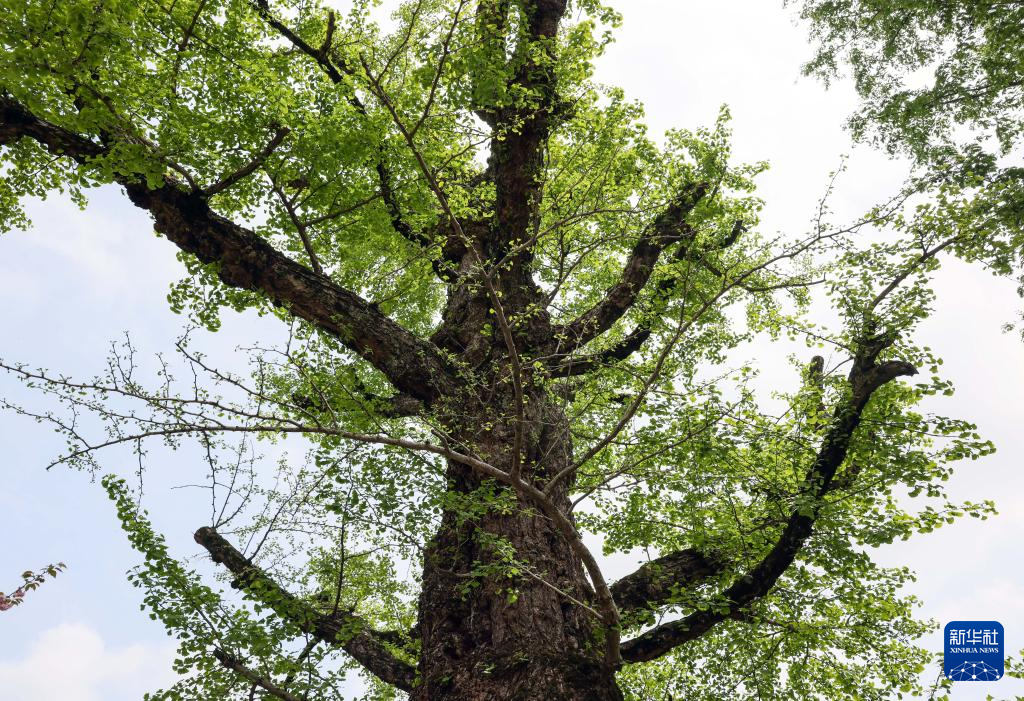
[413,394,623,700]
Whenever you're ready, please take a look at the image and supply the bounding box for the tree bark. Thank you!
[414,390,624,700]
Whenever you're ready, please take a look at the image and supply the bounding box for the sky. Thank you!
[1,1,1023,699]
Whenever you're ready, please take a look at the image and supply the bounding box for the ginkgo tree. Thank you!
[0,1,1010,699]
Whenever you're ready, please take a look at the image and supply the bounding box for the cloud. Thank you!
[0,189,180,306]
[0,623,177,701]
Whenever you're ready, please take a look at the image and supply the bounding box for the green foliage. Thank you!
[104,474,408,700]
[796,0,1024,330]
[797,0,1024,160]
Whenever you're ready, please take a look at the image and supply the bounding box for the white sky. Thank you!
[1,2,1022,699]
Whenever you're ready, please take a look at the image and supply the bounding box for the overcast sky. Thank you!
[1,2,1022,700]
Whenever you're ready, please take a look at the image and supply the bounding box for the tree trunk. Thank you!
[413,391,624,700]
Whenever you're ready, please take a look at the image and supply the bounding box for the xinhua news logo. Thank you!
[944,621,1004,682]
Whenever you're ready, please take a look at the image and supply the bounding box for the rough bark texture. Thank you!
[414,392,624,701]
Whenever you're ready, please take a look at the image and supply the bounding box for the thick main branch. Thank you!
[556,184,708,352]
[195,527,416,691]
[610,548,724,615]
[620,345,917,663]
[0,94,456,404]
[487,0,569,254]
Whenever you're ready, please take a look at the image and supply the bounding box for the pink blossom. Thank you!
[0,589,26,611]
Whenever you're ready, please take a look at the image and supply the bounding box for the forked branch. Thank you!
[204,125,290,197]
[619,338,917,663]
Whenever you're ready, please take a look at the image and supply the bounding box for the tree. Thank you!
[0,1,1004,699]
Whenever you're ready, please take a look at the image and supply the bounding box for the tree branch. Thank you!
[619,340,917,663]
[555,184,708,352]
[195,527,416,691]
[249,1,438,256]
[213,649,304,701]
[269,178,323,275]
[548,219,748,377]
[487,0,569,255]
[0,94,457,404]
[204,125,290,197]
[611,548,724,615]
[548,327,651,378]
[251,0,344,83]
